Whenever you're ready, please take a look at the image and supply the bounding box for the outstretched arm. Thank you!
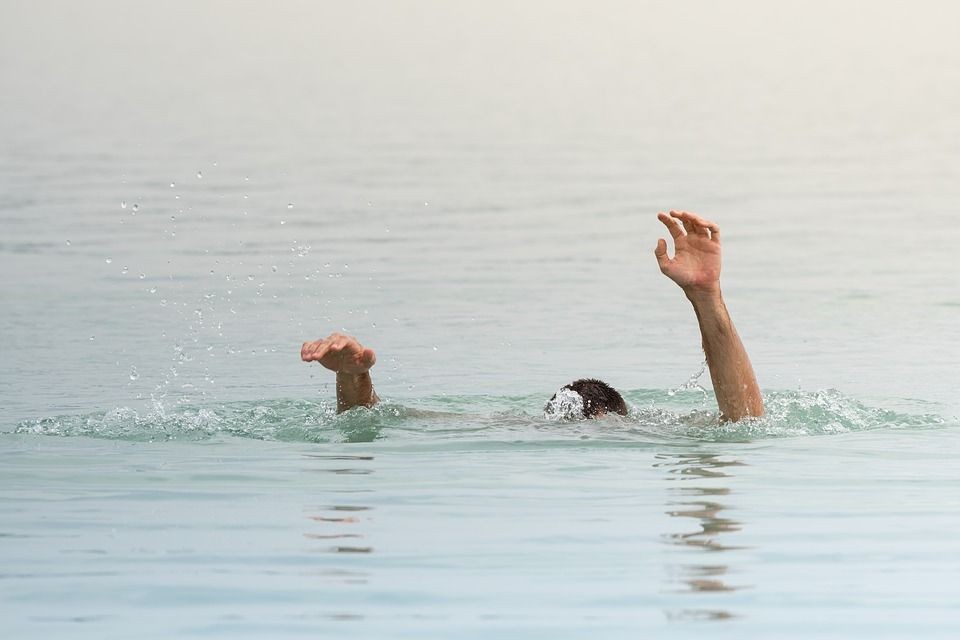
[655,211,763,421]
[301,333,379,413]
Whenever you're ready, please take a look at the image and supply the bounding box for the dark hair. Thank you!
[548,378,628,419]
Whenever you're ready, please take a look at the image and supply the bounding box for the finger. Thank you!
[663,211,687,237]
[677,211,720,240]
[302,340,320,360]
[313,340,334,361]
[679,210,712,227]
[672,210,708,237]
[657,211,684,239]
[330,336,352,353]
[310,343,332,363]
[681,216,700,235]
[700,217,721,242]
[302,341,325,361]
[360,348,376,369]
[654,238,670,272]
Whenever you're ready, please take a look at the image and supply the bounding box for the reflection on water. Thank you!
[656,452,750,621]
[302,453,375,566]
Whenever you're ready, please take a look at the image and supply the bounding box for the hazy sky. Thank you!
[3,0,959,150]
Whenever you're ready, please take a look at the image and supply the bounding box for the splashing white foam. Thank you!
[543,387,585,421]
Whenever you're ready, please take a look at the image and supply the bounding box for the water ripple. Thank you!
[9,389,946,445]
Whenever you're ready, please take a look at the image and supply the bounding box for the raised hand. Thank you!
[300,333,376,375]
[654,210,722,294]
[652,211,763,421]
[300,333,378,412]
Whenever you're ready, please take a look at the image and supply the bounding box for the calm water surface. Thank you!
[2,1,959,637]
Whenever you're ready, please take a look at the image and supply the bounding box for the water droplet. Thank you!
[65,240,71,246]
[139,273,145,279]
[159,299,168,306]
[293,243,311,257]
[149,286,157,294]
[121,265,129,274]
[287,203,294,209]
[196,171,203,179]
[424,201,429,206]
[105,257,113,264]
[132,203,139,213]
[129,366,140,381]
[433,346,438,351]
[343,263,349,269]
[169,182,175,188]
[271,265,278,272]
[246,275,254,281]
[89,335,95,341]
[170,216,176,221]
[280,220,286,225]
[120,200,127,209]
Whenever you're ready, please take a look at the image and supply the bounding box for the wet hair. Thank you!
[545,378,628,419]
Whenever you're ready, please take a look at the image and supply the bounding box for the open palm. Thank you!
[655,210,722,292]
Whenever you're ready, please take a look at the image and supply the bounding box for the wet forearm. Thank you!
[336,372,379,413]
[686,287,764,421]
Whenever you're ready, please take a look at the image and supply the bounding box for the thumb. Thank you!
[654,238,670,269]
[361,348,376,369]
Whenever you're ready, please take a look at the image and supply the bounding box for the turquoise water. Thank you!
[3,393,958,638]
[9,390,947,444]
[4,394,958,637]
[3,1,960,637]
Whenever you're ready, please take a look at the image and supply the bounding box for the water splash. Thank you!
[10,390,945,445]
[11,399,401,444]
[667,360,708,401]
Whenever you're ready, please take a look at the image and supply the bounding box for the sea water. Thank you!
[2,393,956,638]
[2,1,960,637]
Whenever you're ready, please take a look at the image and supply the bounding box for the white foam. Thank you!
[543,387,585,421]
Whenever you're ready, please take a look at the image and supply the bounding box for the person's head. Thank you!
[543,378,628,420]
